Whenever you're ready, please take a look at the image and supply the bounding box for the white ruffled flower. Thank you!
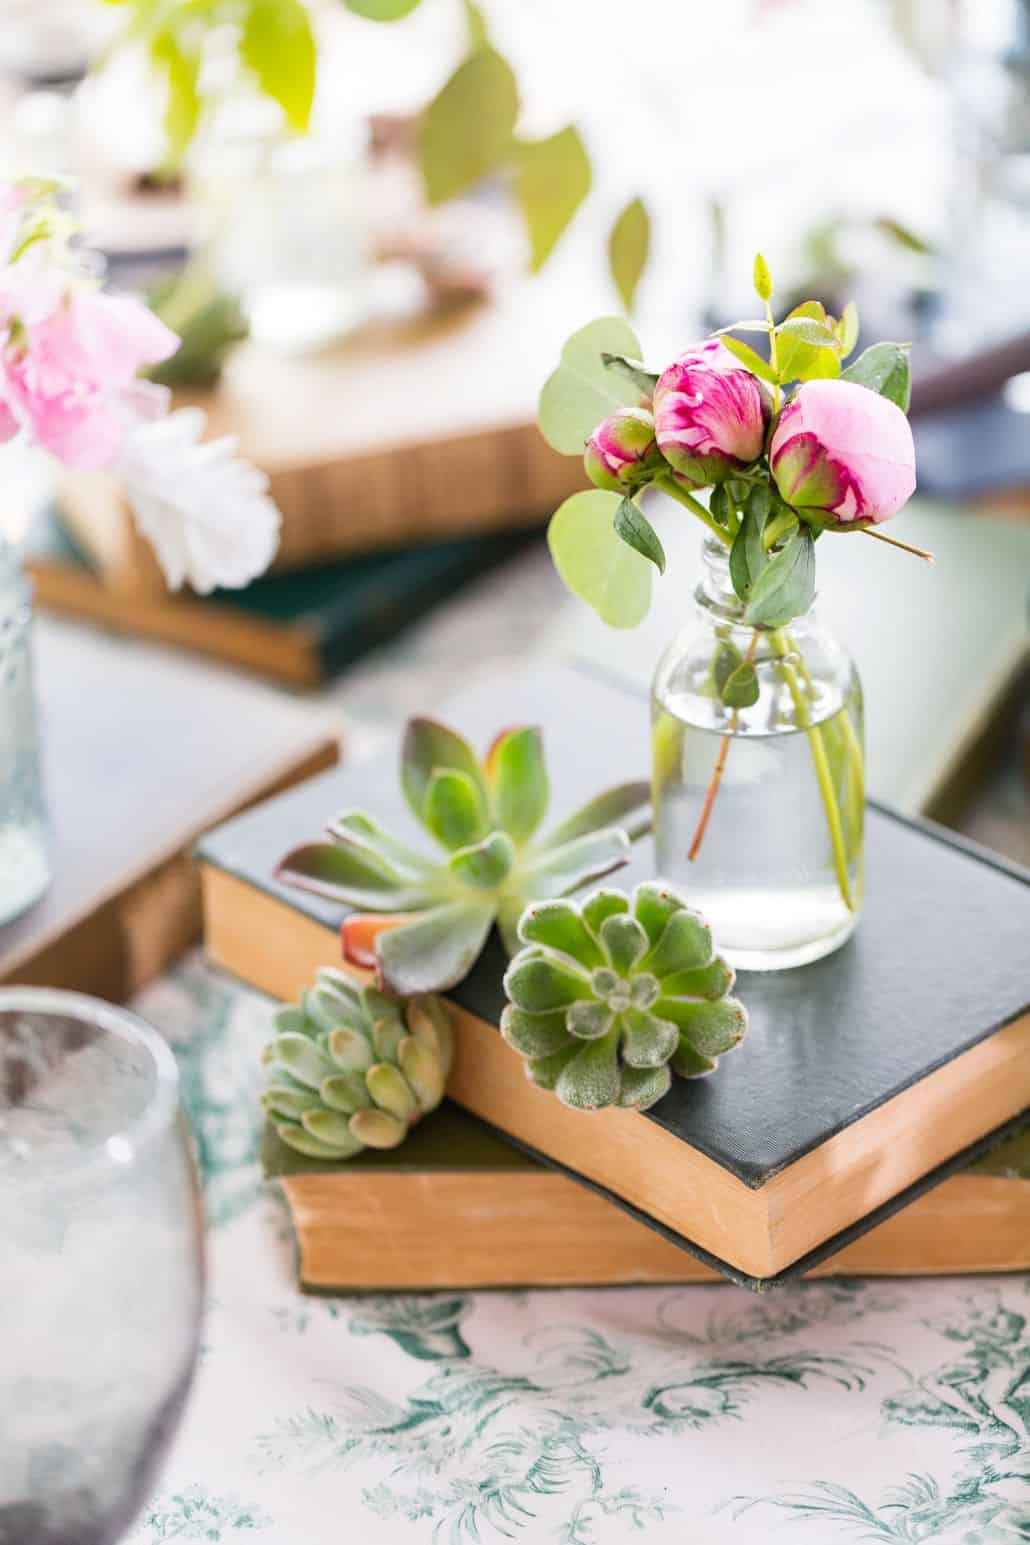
[120,407,280,593]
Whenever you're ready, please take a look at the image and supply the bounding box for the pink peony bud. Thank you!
[770,378,916,526]
[584,406,660,491]
[652,339,769,486]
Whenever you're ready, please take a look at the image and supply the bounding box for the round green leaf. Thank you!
[417,47,518,206]
[608,197,650,314]
[342,0,424,17]
[512,126,591,272]
[240,0,316,135]
[537,317,643,455]
[548,490,652,628]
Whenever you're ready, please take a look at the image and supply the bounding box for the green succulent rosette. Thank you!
[501,883,747,1112]
[278,718,649,997]
[262,968,453,1160]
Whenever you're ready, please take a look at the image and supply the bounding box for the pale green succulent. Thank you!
[277,717,649,997]
[262,968,453,1160]
[501,882,747,1112]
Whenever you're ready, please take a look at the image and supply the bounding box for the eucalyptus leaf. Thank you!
[718,333,778,384]
[608,196,650,313]
[547,490,652,627]
[538,316,643,454]
[777,333,841,384]
[417,47,518,205]
[463,0,488,46]
[785,301,827,323]
[743,526,815,627]
[600,353,659,395]
[841,341,912,411]
[613,497,666,574]
[511,126,591,272]
[240,0,316,134]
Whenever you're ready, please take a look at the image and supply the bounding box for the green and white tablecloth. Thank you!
[124,952,1030,1545]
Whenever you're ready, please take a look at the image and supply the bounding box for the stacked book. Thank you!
[197,664,1030,1291]
[29,289,588,685]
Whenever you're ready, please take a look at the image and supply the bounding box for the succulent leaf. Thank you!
[500,1005,571,1057]
[541,781,651,848]
[501,883,746,1111]
[448,832,516,889]
[277,714,649,995]
[402,718,487,823]
[524,828,631,899]
[263,969,454,1162]
[376,902,495,996]
[423,768,488,850]
[486,727,549,845]
[581,889,630,935]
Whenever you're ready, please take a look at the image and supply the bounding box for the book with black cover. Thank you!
[29,506,539,686]
[198,664,1030,1287]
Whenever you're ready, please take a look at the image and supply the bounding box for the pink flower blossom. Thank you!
[770,378,916,526]
[584,406,659,490]
[0,288,178,468]
[653,339,769,486]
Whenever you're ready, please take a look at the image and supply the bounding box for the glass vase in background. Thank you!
[0,541,51,925]
[192,92,371,355]
[652,537,864,972]
[0,988,205,1545]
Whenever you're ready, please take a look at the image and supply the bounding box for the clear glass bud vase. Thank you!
[652,536,864,971]
[0,540,51,925]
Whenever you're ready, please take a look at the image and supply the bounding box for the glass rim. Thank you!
[0,986,180,1187]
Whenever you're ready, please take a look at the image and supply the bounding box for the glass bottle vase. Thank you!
[651,536,864,971]
[0,543,51,925]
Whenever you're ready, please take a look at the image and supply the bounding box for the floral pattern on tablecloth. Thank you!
[126,953,1030,1545]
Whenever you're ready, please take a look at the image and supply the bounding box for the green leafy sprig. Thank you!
[277,717,650,997]
[538,255,922,637]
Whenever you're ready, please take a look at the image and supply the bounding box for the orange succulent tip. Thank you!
[484,726,525,780]
[341,913,406,970]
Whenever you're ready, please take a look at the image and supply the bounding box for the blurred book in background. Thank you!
[28,504,539,687]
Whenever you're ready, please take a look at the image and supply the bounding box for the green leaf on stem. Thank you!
[463,0,488,46]
[875,216,933,255]
[511,126,591,271]
[608,197,650,313]
[777,333,840,384]
[721,662,760,708]
[753,251,773,302]
[613,496,666,574]
[776,316,841,349]
[151,31,201,163]
[538,317,642,454]
[713,638,743,695]
[343,0,424,18]
[417,47,518,205]
[718,333,778,384]
[600,353,659,395]
[841,341,911,411]
[786,301,827,323]
[728,484,770,600]
[240,0,316,134]
[547,490,652,627]
[709,484,734,528]
[743,525,815,627]
[837,300,859,357]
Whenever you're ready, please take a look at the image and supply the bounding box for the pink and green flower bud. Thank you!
[770,378,916,528]
[652,339,770,487]
[584,406,660,491]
